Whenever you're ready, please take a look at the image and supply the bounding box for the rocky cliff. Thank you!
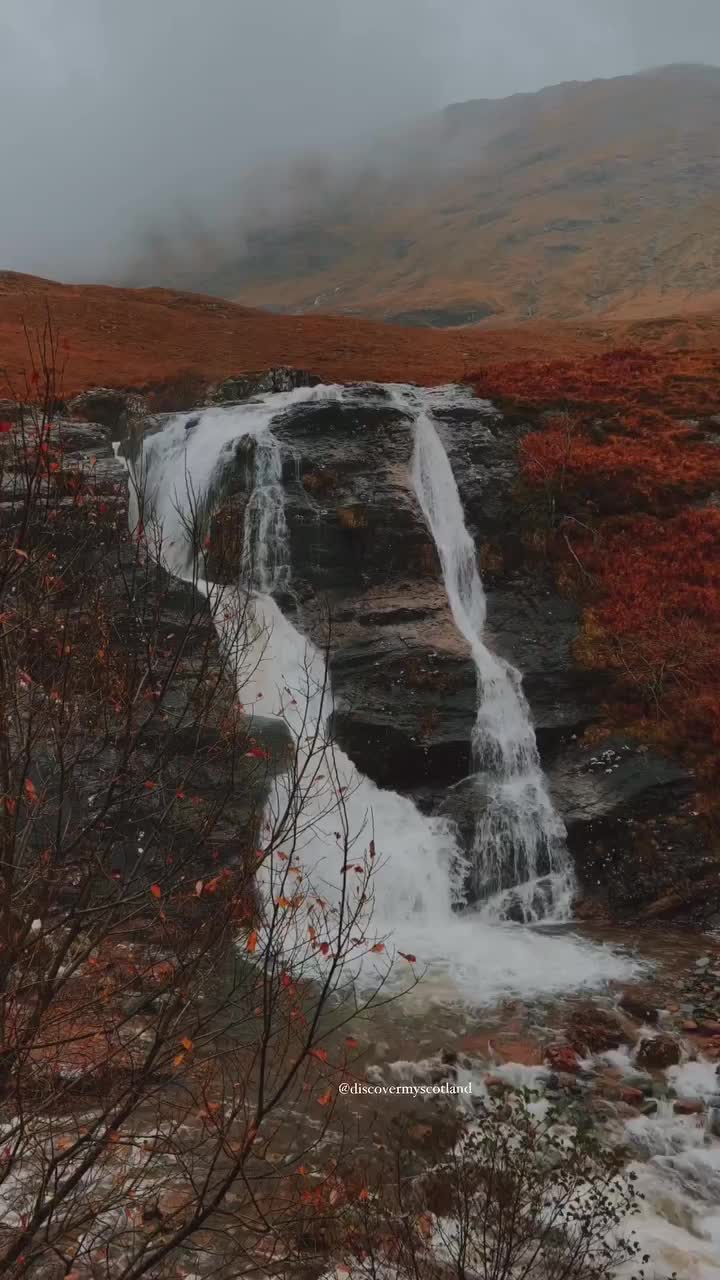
[176,373,716,924]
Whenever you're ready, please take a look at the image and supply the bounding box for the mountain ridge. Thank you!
[126,63,720,327]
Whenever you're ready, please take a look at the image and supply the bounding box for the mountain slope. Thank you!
[139,64,720,327]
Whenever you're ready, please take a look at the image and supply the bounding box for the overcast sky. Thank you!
[2,0,720,281]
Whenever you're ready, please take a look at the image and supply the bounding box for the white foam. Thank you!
[408,395,572,922]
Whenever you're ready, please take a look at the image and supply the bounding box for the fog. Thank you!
[2,0,720,282]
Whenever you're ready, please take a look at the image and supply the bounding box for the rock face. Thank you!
[66,387,148,435]
[148,378,711,921]
[210,367,321,403]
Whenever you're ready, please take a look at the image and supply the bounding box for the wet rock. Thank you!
[551,735,714,919]
[66,386,147,434]
[566,1003,630,1054]
[635,1034,682,1070]
[641,1099,659,1116]
[673,1098,705,1115]
[545,1044,582,1074]
[210,367,321,402]
[484,1074,511,1093]
[619,985,662,1025]
[619,1086,645,1106]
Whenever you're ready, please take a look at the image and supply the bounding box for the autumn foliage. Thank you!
[472,345,720,779]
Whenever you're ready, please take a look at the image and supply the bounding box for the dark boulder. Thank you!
[66,387,147,435]
[210,367,321,403]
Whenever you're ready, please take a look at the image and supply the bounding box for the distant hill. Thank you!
[128,64,720,327]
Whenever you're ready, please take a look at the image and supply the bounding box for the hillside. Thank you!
[4,269,720,397]
[130,64,720,327]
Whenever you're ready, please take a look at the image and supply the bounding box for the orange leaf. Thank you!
[317,1089,333,1107]
[173,1053,185,1068]
[150,884,162,899]
[181,1037,193,1052]
[358,1187,370,1201]
[370,943,385,954]
[276,896,291,909]
[246,930,258,954]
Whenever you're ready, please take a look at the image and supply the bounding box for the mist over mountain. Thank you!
[123,63,720,326]
[5,0,720,303]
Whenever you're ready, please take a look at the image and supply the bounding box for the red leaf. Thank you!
[143,781,157,791]
[310,1047,328,1063]
[150,884,162,899]
[317,1089,333,1107]
[319,942,330,957]
[370,943,385,954]
[369,839,376,858]
[24,779,38,804]
[399,952,417,964]
[0,421,12,434]
[246,930,258,954]
[345,1036,359,1049]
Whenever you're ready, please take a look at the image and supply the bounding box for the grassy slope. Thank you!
[4,270,720,396]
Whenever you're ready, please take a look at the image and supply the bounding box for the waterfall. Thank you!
[137,384,632,1003]
[409,402,574,922]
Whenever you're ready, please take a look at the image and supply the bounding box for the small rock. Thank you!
[619,985,661,1025]
[641,1099,659,1116]
[484,1075,510,1093]
[546,1044,582,1074]
[566,1003,630,1054]
[636,1034,682,1070]
[619,1086,646,1106]
[673,1098,705,1115]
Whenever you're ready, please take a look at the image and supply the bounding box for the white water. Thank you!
[409,397,573,922]
[137,383,634,1003]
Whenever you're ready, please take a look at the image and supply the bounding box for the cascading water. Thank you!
[408,398,574,923]
[137,383,633,1002]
